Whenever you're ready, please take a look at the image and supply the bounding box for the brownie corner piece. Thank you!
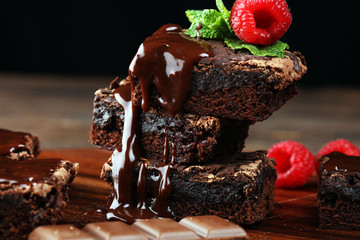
[317,151,360,230]
[169,151,277,225]
[0,158,79,240]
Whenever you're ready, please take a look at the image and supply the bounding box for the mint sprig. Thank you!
[185,0,289,58]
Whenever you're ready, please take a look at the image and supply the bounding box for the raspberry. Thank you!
[315,139,360,174]
[230,0,292,45]
[267,141,314,188]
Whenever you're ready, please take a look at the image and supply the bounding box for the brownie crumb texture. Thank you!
[317,152,360,230]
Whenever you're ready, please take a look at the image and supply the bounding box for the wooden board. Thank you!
[39,148,360,240]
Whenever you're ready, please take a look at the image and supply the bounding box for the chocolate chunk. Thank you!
[28,225,94,240]
[132,218,200,240]
[84,221,148,240]
[179,215,248,239]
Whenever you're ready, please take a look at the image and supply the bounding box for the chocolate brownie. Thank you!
[101,151,276,225]
[91,85,252,164]
[317,151,360,230]
[0,157,79,240]
[0,128,39,160]
[126,38,307,122]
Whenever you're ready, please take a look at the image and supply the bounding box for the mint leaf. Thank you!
[202,9,226,31]
[185,10,203,23]
[215,0,232,32]
[224,37,289,58]
[185,22,227,39]
[184,9,230,39]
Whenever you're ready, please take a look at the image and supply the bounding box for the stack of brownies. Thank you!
[90,24,307,225]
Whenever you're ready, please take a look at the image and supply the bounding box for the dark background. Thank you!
[1,1,359,86]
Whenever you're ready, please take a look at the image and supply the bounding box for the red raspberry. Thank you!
[267,141,314,188]
[230,0,292,45]
[315,139,360,174]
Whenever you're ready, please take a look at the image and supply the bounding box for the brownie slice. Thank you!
[101,151,276,225]
[127,39,307,122]
[91,87,251,164]
[317,151,360,230]
[0,157,79,240]
[0,128,39,160]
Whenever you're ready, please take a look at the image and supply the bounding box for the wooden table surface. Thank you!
[39,148,360,240]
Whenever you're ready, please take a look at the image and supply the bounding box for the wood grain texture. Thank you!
[39,148,360,240]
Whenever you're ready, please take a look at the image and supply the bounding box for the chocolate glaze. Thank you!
[129,24,213,117]
[322,151,360,172]
[106,83,155,223]
[0,128,32,156]
[107,24,213,223]
[0,156,62,187]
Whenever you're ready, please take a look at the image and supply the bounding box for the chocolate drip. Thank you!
[107,24,213,223]
[129,24,213,117]
[106,83,155,223]
[322,151,360,172]
[150,163,173,218]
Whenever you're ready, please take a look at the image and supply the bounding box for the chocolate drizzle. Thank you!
[107,24,212,223]
[106,82,155,222]
[129,24,213,117]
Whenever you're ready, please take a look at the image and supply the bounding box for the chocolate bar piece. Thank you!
[29,225,94,240]
[0,128,39,160]
[179,215,248,239]
[132,218,200,240]
[84,221,147,240]
[29,215,248,239]
[317,151,360,230]
[0,157,79,240]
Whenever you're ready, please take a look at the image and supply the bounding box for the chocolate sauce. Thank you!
[323,151,360,172]
[129,24,213,117]
[0,156,62,187]
[106,83,155,223]
[0,128,31,156]
[108,24,213,223]
[150,163,173,218]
